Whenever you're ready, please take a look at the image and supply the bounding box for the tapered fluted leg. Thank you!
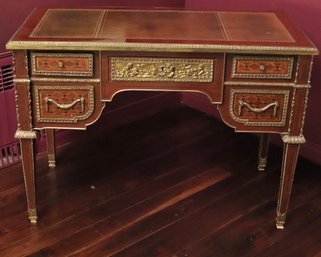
[258,133,270,172]
[276,135,305,229]
[46,129,56,168]
[20,136,38,224]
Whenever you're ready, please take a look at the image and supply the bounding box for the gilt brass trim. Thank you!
[28,208,38,224]
[258,157,267,171]
[229,89,290,126]
[45,97,85,112]
[238,100,278,116]
[14,78,31,84]
[111,57,214,83]
[288,88,296,134]
[47,153,56,168]
[34,85,95,123]
[282,135,306,144]
[231,56,294,79]
[31,52,93,77]
[293,84,311,89]
[276,211,286,229]
[299,89,310,135]
[31,77,100,83]
[15,129,37,139]
[224,81,295,87]
[6,41,319,55]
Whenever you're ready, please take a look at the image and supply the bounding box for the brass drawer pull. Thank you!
[259,64,266,71]
[238,100,278,116]
[45,97,84,112]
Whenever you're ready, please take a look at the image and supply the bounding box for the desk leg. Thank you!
[46,129,56,168]
[276,135,305,229]
[20,137,38,224]
[258,133,270,172]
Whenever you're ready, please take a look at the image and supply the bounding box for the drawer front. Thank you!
[31,53,93,76]
[229,89,290,126]
[102,53,224,103]
[110,57,214,83]
[231,56,294,79]
[34,85,94,123]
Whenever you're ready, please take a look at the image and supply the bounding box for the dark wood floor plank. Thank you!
[253,202,321,257]
[65,164,260,257]
[0,166,227,257]
[0,130,236,256]
[0,125,232,250]
[23,167,231,257]
[108,168,281,257]
[0,108,223,238]
[173,161,321,257]
[1,105,320,257]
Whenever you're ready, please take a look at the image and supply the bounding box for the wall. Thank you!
[184,0,321,165]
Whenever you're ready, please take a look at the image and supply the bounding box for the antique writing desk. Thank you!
[6,8,318,229]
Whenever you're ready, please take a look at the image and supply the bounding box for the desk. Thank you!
[6,8,318,229]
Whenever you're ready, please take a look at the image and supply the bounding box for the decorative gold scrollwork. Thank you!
[111,57,214,82]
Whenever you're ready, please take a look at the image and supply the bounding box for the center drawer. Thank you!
[101,53,225,103]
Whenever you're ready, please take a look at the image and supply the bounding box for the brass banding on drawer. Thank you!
[31,53,93,76]
[229,89,290,126]
[232,56,294,79]
[110,57,214,82]
[34,85,94,123]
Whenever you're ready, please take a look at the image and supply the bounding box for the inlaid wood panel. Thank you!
[31,53,94,76]
[230,88,290,126]
[232,56,294,79]
[34,85,94,123]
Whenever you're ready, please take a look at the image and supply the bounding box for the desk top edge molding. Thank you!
[6,41,319,55]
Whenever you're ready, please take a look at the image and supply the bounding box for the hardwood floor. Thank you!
[1,105,321,257]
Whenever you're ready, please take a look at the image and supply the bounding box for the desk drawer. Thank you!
[229,55,295,80]
[34,85,94,123]
[31,53,94,77]
[229,88,290,127]
[102,53,224,103]
[110,57,214,83]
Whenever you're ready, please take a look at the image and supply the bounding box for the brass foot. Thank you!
[47,153,56,168]
[258,157,267,171]
[276,212,286,230]
[28,209,38,224]
[276,222,285,229]
[48,160,56,168]
[29,217,38,224]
